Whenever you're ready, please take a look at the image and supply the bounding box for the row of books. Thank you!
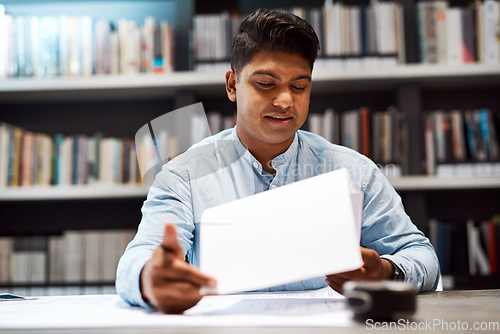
[417,0,500,65]
[193,0,500,69]
[0,123,141,188]
[423,109,500,175]
[1,109,235,189]
[0,229,135,285]
[434,162,500,177]
[193,12,235,63]
[0,5,174,79]
[135,110,225,186]
[306,107,407,166]
[428,215,500,277]
[207,112,237,135]
[193,1,405,70]
[321,0,404,61]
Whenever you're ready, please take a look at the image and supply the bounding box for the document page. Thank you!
[186,286,345,316]
[0,288,355,329]
[200,168,363,294]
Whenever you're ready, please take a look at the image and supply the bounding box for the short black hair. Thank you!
[231,8,320,76]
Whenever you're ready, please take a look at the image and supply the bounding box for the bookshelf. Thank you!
[0,184,149,201]
[0,0,195,294]
[389,175,500,191]
[1,64,499,101]
[1,176,499,201]
[1,0,499,292]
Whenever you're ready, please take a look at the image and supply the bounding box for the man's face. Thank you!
[226,50,312,154]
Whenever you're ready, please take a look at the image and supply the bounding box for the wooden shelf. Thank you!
[1,176,500,200]
[0,72,226,103]
[312,63,500,92]
[389,176,500,191]
[1,64,499,102]
[0,185,149,201]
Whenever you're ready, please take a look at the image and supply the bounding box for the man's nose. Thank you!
[273,89,293,109]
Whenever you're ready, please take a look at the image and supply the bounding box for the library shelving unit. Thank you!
[1,0,500,292]
[0,0,196,294]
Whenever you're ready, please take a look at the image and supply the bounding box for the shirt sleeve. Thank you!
[115,162,195,307]
[360,160,441,293]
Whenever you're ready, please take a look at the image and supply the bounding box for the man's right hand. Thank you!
[140,223,217,314]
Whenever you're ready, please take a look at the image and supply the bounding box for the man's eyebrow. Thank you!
[251,71,311,82]
[251,71,280,79]
[293,75,312,82]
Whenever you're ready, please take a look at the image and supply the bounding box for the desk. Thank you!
[2,289,499,334]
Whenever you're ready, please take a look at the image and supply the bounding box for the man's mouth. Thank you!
[265,114,293,120]
[265,114,293,126]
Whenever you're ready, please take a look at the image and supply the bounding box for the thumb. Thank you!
[162,223,184,258]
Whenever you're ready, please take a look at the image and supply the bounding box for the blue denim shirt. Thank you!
[116,127,440,308]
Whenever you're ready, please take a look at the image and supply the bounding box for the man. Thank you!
[116,8,440,314]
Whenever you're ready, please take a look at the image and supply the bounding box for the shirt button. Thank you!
[270,185,277,190]
[253,161,259,169]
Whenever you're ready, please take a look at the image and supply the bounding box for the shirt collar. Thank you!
[230,127,298,173]
[271,133,299,170]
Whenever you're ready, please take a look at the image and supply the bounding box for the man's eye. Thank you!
[257,82,274,88]
[292,85,305,91]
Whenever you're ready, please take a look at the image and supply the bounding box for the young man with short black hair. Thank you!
[116,8,440,314]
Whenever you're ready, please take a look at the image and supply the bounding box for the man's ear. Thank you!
[225,69,237,102]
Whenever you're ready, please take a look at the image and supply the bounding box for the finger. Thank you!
[154,281,205,314]
[331,269,365,280]
[150,244,174,268]
[161,223,184,258]
[326,275,346,286]
[360,247,380,266]
[326,267,363,280]
[157,260,217,288]
[151,243,182,268]
[325,278,343,294]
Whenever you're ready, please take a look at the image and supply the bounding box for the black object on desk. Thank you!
[343,281,416,321]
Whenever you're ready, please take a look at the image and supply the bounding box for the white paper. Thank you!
[200,168,363,294]
[0,288,355,329]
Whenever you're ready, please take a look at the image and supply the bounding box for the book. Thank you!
[48,235,64,283]
[434,1,448,64]
[467,219,491,276]
[0,229,136,285]
[94,19,111,75]
[161,20,174,73]
[381,109,393,163]
[481,0,500,64]
[323,108,335,143]
[418,2,438,63]
[450,110,467,162]
[341,109,360,152]
[424,115,436,175]
[0,237,13,285]
[461,8,477,63]
[446,8,463,65]
[0,123,13,188]
[359,107,370,158]
[308,113,323,138]
[0,5,8,79]
[1,7,175,78]
[485,219,498,275]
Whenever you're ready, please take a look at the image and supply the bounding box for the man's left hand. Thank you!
[325,246,394,293]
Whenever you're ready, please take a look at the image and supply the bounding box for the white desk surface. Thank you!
[0,289,499,334]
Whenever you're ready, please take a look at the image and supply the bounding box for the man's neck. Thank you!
[235,128,296,174]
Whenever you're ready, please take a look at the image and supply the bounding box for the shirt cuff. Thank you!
[381,256,405,281]
[116,251,156,310]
